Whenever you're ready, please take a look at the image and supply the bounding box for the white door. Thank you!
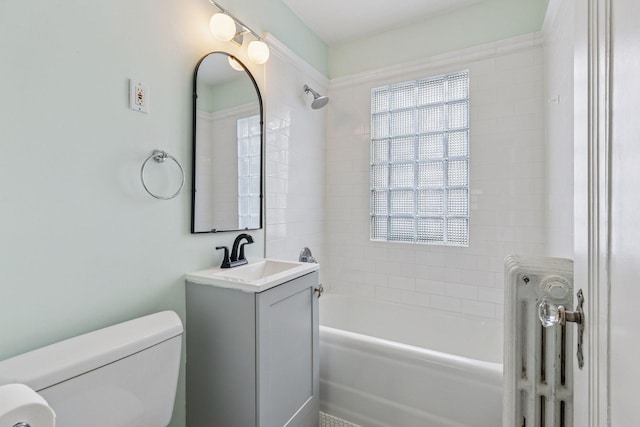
[605,0,640,424]
[573,0,640,425]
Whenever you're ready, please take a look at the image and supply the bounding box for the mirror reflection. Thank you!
[191,52,263,233]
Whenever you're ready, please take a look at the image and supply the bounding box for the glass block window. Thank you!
[370,71,469,246]
[237,115,261,229]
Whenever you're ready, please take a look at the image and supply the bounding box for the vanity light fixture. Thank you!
[208,0,270,65]
[209,13,236,41]
[247,40,270,64]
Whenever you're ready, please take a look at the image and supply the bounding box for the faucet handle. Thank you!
[215,246,231,269]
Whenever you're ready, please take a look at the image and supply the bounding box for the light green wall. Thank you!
[193,0,549,79]
[0,0,318,426]
[329,0,549,77]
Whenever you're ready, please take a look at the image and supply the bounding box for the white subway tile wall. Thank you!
[264,38,328,271]
[325,34,546,321]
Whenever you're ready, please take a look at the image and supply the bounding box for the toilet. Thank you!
[0,311,183,427]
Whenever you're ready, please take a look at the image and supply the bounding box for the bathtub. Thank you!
[319,294,503,427]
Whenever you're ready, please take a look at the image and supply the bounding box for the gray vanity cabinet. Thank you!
[185,271,320,427]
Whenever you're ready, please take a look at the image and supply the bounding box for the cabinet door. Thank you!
[256,272,319,427]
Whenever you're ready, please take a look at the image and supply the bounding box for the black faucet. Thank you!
[231,233,254,264]
[216,233,254,269]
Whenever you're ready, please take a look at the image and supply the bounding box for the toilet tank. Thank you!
[0,311,183,427]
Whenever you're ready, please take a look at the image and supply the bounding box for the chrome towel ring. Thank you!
[140,149,185,200]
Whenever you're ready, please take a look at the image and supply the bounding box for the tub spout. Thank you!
[299,247,317,263]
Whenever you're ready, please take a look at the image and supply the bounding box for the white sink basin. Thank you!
[186,258,319,292]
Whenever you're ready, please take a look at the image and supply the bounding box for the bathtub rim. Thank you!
[319,324,503,380]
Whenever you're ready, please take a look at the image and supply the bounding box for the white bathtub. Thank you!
[319,294,503,427]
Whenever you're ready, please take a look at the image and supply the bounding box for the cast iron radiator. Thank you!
[503,255,574,427]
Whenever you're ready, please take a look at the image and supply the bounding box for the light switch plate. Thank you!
[129,79,149,113]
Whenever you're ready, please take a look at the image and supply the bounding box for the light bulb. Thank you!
[247,40,270,64]
[209,13,236,42]
[228,56,244,71]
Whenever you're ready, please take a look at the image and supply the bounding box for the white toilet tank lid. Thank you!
[0,310,183,392]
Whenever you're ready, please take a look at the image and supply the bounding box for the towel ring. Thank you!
[140,150,185,200]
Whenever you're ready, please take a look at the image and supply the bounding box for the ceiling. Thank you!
[281,0,485,45]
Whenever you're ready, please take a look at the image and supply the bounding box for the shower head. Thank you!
[304,85,329,109]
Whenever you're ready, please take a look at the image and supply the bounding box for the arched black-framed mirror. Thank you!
[191,52,263,233]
